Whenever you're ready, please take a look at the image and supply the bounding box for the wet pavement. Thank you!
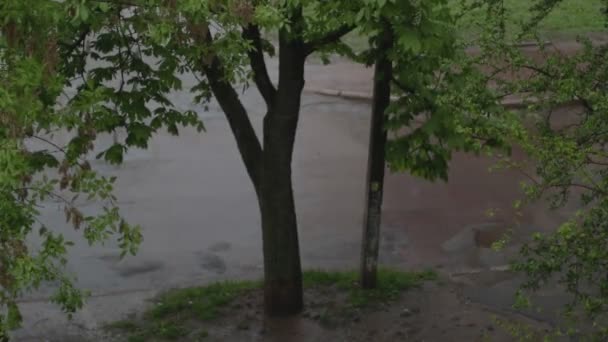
[14,60,581,340]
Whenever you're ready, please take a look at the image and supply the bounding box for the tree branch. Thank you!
[549,183,608,196]
[303,25,356,56]
[199,30,263,194]
[391,77,415,95]
[242,25,276,108]
[58,28,90,53]
[521,64,555,78]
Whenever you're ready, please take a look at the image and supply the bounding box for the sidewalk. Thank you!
[301,39,595,107]
[305,61,375,100]
[303,61,534,107]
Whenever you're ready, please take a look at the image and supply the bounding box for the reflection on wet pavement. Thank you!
[17,75,585,338]
[27,93,581,296]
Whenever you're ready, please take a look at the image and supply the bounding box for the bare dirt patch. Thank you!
[106,271,551,342]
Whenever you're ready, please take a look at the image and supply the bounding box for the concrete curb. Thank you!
[16,287,157,304]
[449,265,512,277]
[304,87,537,109]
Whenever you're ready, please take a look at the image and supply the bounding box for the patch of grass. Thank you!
[127,335,146,342]
[108,280,259,341]
[454,0,604,39]
[106,319,188,341]
[148,280,261,321]
[153,321,188,340]
[109,269,436,341]
[303,268,437,308]
[352,268,437,307]
[104,318,148,342]
[104,319,139,332]
[339,0,604,53]
[302,269,357,288]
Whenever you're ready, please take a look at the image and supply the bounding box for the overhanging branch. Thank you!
[198,28,264,193]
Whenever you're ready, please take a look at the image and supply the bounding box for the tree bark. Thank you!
[203,53,263,197]
[202,4,356,313]
[360,24,394,290]
[260,27,306,316]
[242,24,276,107]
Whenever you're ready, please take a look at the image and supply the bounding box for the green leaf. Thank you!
[98,2,110,12]
[167,124,179,136]
[103,144,125,165]
[125,123,153,148]
[398,30,422,53]
[79,3,90,22]
[28,151,60,171]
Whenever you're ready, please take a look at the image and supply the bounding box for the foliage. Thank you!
[0,0,561,337]
[468,0,608,339]
[0,0,469,337]
[0,3,139,339]
[354,0,517,181]
[0,0,210,337]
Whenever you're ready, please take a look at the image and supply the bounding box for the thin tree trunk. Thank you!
[260,28,306,316]
[360,24,394,290]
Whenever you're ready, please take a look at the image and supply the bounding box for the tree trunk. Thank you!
[260,113,303,315]
[360,24,394,290]
[202,8,318,314]
[260,30,306,316]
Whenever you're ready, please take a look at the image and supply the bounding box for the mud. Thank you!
[147,282,555,342]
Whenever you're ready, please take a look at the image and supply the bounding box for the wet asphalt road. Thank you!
[14,61,581,340]
[28,88,372,297]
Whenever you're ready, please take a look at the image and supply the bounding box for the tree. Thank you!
[180,1,361,316]
[0,0,391,333]
[359,21,393,290]
[0,0,520,338]
[357,0,513,288]
[0,2,145,338]
[466,0,608,338]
